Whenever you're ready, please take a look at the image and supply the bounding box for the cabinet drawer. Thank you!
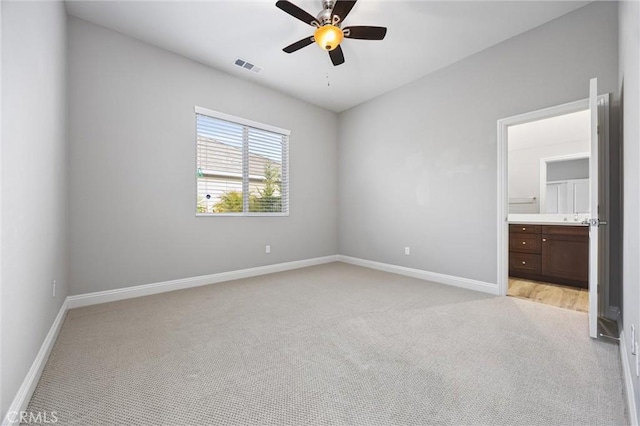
[509,253,541,275]
[509,234,541,254]
[541,225,589,239]
[509,224,541,235]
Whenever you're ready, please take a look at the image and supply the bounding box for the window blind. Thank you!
[195,107,289,216]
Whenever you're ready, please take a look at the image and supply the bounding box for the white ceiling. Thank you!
[65,0,590,112]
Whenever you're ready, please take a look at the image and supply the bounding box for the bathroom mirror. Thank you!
[508,109,590,216]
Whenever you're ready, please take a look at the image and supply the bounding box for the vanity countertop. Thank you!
[508,214,590,226]
[508,220,588,226]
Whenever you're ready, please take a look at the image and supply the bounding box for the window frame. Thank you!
[194,106,290,217]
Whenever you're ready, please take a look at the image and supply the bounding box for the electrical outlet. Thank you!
[404,247,410,255]
[52,280,57,298]
[265,245,271,254]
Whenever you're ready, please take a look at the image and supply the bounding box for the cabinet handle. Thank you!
[522,261,526,265]
[522,241,526,245]
[542,238,546,242]
[522,227,526,231]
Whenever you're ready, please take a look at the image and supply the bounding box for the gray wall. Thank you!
[547,158,589,182]
[68,18,338,295]
[1,1,69,419]
[337,2,618,285]
[619,0,640,418]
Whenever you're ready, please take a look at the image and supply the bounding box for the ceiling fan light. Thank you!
[314,24,343,51]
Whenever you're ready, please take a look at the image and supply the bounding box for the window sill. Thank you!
[195,213,289,217]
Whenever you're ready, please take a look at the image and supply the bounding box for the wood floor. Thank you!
[508,277,589,312]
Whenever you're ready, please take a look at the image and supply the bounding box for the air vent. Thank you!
[234,58,262,74]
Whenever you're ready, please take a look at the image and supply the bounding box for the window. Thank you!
[195,106,289,216]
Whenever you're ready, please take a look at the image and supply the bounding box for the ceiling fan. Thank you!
[275,0,387,66]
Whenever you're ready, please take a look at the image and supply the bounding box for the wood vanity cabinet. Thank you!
[509,224,589,288]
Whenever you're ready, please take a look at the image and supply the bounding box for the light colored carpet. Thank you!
[25,263,627,425]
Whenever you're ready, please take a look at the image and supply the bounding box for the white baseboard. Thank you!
[3,255,338,424]
[67,255,338,309]
[2,300,68,426]
[620,329,639,426]
[337,255,499,295]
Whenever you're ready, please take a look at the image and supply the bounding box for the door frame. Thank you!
[497,95,610,310]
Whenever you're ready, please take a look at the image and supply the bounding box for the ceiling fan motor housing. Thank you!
[322,0,336,11]
[318,0,336,25]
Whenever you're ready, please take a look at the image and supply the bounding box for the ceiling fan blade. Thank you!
[276,1,319,27]
[283,37,315,53]
[329,45,345,66]
[343,26,387,40]
[332,0,357,24]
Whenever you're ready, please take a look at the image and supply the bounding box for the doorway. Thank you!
[507,109,591,312]
[497,83,610,338]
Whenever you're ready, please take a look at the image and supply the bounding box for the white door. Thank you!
[546,179,589,214]
[572,179,590,213]
[588,78,600,338]
[545,183,564,213]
